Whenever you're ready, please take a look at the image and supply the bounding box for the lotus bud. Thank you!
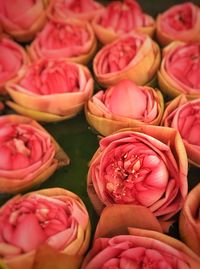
[93,33,160,87]
[0,188,90,269]
[28,17,97,65]
[6,58,94,122]
[156,2,200,46]
[0,0,49,42]
[85,79,164,136]
[0,114,69,194]
[92,0,155,45]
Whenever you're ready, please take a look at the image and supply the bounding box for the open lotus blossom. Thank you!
[156,2,200,46]
[6,58,94,122]
[0,114,69,194]
[93,33,160,87]
[162,95,200,167]
[92,0,155,45]
[158,41,200,99]
[87,125,188,232]
[0,187,91,269]
[47,0,104,22]
[0,37,28,94]
[179,183,200,256]
[28,18,97,65]
[81,204,200,269]
[0,0,49,42]
[85,79,164,136]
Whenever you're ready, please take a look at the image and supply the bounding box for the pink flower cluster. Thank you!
[0,1,200,269]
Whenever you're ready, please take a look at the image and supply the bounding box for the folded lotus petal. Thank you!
[28,18,97,65]
[94,204,163,239]
[93,33,160,87]
[162,94,200,167]
[87,125,188,232]
[158,42,200,99]
[47,0,104,22]
[179,183,200,255]
[85,79,164,136]
[6,59,94,122]
[47,226,77,250]
[0,188,90,269]
[0,242,21,258]
[0,0,49,42]
[156,2,200,46]
[33,244,82,269]
[92,0,155,45]
[6,100,85,123]
[0,115,69,193]
[0,37,28,94]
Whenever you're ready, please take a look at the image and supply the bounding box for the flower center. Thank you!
[168,7,193,30]
[105,153,150,203]
[103,143,169,207]
[98,37,143,74]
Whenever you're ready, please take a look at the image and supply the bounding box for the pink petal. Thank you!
[3,0,33,20]
[12,213,46,252]
[29,138,43,163]
[47,227,77,250]
[11,152,30,169]
[104,80,147,118]
[0,146,12,170]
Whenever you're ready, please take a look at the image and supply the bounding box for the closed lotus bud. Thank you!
[162,95,200,167]
[158,41,200,99]
[87,125,188,232]
[47,0,104,22]
[93,33,160,87]
[6,58,94,122]
[81,205,200,269]
[0,37,28,94]
[0,0,49,42]
[179,183,200,256]
[85,79,164,136]
[156,2,200,46]
[92,0,155,45]
[0,114,69,194]
[0,187,91,269]
[28,18,97,65]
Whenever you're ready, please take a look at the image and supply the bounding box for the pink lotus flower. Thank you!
[0,114,69,193]
[0,187,91,269]
[87,126,188,232]
[162,95,200,167]
[156,2,200,46]
[93,33,160,87]
[92,0,155,45]
[48,0,104,22]
[158,41,200,99]
[81,205,200,269]
[28,18,97,65]
[85,79,164,136]
[6,58,94,122]
[0,0,49,42]
[179,183,200,256]
[0,37,28,94]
